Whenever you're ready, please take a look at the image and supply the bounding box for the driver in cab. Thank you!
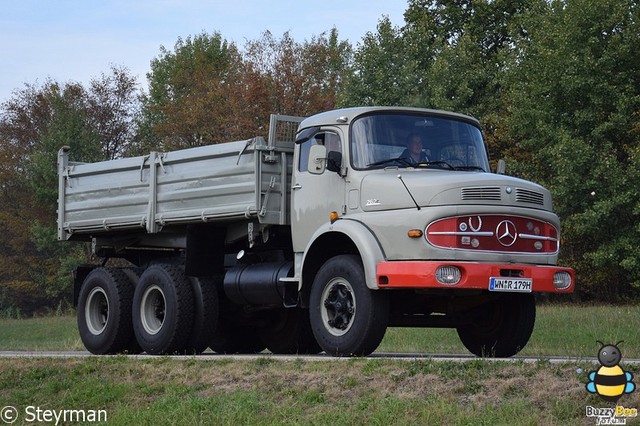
[400,133,428,165]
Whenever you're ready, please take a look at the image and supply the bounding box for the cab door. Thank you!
[291,129,346,252]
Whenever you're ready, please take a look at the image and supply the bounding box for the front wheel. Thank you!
[309,255,388,356]
[456,293,536,358]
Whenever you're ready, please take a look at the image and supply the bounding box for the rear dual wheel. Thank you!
[184,277,218,354]
[133,264,219,355]
[79,264,218,355]
[132,264,193,354]
[77,268,138,355]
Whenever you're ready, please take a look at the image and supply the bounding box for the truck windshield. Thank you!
[350,112,490,172]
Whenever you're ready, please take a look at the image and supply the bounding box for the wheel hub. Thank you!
[140,285,166,335]
[321,279,356,336]
[85,287,109,335]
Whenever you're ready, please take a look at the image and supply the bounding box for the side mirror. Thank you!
[496,159,506,175]
[307,144,327,175]
[327,151,342,174]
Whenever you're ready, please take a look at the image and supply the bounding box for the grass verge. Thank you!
[1,357,636,425]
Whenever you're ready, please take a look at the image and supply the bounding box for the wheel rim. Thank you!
[320,278,356,336]
[140,285,166,335]
[85,287,109,335]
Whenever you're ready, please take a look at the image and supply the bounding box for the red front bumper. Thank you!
[376,261,574,293]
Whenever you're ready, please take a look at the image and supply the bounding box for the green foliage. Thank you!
[139,29,351,152]
[340,17,414,106]
[139,31,244,150]
[506,0,640,298]
[29,86,102,209]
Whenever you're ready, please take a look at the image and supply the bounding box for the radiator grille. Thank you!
[515,188,545,205]
[461,187,501,201]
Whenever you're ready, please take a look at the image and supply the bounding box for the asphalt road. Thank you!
[1,351,639,364]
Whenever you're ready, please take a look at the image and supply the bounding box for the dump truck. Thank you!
[57,106,574,357]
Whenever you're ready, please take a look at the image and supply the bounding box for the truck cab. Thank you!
[290,107,573,356]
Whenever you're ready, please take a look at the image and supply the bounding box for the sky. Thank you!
[0,0,408,103]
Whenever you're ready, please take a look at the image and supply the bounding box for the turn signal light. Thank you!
[329,211,340,223]
[407,229,423,238]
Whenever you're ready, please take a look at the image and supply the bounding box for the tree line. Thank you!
[1,0,638,315]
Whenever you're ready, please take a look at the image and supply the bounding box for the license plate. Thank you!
[489,277,532,293]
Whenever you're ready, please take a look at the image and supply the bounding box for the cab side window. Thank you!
[298,131,342,172]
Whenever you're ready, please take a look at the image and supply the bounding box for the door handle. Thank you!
[292,183,302,190]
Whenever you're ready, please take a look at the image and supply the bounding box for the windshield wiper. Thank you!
[367,158,484,172]
[452,165,486,172]
[414,161,454,170]
[367,156,414,168]
[414,161,485,172]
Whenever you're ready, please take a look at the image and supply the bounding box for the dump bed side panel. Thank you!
[58,114,302,242]
[58,139,292,241]
[153,140,258,229]
[59,153,154,237]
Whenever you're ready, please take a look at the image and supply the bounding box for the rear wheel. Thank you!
[120,268,142,354]
[77,267,135,355]
[456,293,536,357]
[132,264,194,355]
[309,255,388,356]
[183,277,219,354]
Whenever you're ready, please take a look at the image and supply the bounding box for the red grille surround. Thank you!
[425,215,558,254]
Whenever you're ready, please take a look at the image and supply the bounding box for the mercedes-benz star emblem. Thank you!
[496,220,517,247]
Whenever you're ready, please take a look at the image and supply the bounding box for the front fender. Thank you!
[301,218,387,290]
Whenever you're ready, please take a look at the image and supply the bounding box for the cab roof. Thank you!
[298,106,481,132]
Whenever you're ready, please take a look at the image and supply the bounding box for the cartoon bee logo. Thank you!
[586,341,636,402]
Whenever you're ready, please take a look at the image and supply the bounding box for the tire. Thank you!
[309,255,388,357]
[456,293,536,358]
[132,264,194,355]
[77,267,136,355]
[182,277,219,354]
[260,308,321,355]
[119,268,143,354]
